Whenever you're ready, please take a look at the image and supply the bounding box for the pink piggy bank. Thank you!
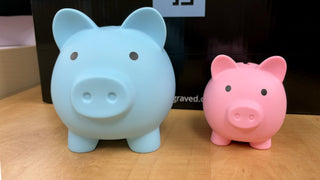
[203,55,287,149]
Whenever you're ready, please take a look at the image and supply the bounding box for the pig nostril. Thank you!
[82,92,92,103]
[249,114,255,121]
[234,113,240,120]
[107,92,117,103]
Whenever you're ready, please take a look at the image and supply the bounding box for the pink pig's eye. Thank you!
[261,89,267,96]
[225,85,231,92]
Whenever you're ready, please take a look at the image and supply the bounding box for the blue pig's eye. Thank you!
[70,52,78,60]
[129,51,138,61]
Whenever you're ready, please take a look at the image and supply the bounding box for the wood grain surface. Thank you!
[0,86,319,179]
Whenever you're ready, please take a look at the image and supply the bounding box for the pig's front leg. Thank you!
[211,130,231,146]
[127,127,160,153]
[250,139,271,150]
[68,130,99,153]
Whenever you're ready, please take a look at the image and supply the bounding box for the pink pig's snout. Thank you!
[227,101,263,129]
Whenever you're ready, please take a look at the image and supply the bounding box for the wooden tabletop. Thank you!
[0,86,319,179]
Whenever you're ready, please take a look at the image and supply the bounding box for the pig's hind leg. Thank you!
[250,139,271,150]
[211,131,231,146]
[68,130,99,153]
[127,127,160,153]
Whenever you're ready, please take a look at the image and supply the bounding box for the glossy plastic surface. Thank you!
[51,7,175,153]
[203,55,287,149]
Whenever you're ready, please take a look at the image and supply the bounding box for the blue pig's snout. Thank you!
[71,76,134,119]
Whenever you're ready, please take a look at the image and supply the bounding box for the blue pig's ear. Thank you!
[52,8,98,49]
[121,7,166,48]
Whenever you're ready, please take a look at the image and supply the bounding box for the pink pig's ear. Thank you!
[211,55,237,79]
[258,56,287,82]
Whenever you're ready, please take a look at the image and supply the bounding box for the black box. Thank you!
[31,0,320,114]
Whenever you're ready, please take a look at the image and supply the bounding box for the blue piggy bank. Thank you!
[51,7,175,153]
